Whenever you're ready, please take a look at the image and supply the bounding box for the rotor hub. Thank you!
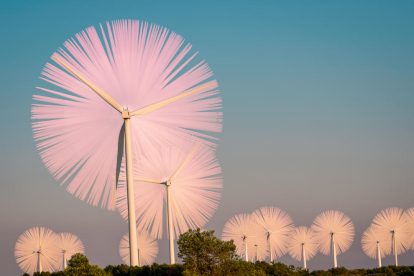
[166,180,171,186]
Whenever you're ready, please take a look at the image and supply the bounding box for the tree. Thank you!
[65,253,108,276]
[33,272,51,276]
[178,228,238,275]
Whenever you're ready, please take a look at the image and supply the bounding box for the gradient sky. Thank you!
[1,1,414,275]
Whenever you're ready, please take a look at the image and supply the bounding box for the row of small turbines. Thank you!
[14,227,84,274]
[222,207,414,269]
[14,226,159,275]
[16,206,414,274]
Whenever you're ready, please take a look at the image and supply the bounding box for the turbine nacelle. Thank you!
[122,110,131,119]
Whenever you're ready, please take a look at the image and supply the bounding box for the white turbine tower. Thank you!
[252,207,294,263]
[55,233,85,271]
[372,207,410,266]
[361,226,391,268]
[287,226,318,270]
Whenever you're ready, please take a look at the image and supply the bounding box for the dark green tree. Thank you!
[219,259,266,276]
[33,272,51,276]
[177,228,238,275]
[65,253,108,276]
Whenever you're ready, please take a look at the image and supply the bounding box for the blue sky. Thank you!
[1,1,414,274]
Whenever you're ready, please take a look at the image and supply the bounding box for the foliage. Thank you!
[28,262,414,276]
[33,272,51,276]
[51,272,65,276]
[65,253,108,276]
[177,228,238,275]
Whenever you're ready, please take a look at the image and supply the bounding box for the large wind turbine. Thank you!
[55,232,85,271]
[311,210,355,268]
[361,226,391,268]
[14,227,60,275]
[222,213,260,262]
[287,226,318,270]
[119,229,158,266]
[251,207,294,263]
[116,140,222,264]
[372,207,410,266]
[32,20,222,266]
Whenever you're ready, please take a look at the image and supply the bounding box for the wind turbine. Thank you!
[311,210,355,268]
[222,213,260,262]
[252,236,268,262]
[55,232,85,271]
[361,226,391,268]
[32,20,222,266]
[372,207,410,266]
[14,227,60,275]
[287,226,318,270]
[251,207,295,263]
[119,228,158,266]
[116,140,222,264]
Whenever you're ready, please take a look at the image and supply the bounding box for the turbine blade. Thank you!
[112,123,125,210]
[130,82,217,116]
[53,56,123,112]
[170,190,186,230]
[133,178,164,184]
[170,142,201,181]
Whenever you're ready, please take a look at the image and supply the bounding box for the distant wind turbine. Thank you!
[119,229,158,266]
[361,226,391,268]
[252,207,294,263]
[55,232,85,271]
[14,227,59,274]
[311,210,355,268]
[252,236,269,262]
[116,140,222,264]
[222,213,260,262]
[32,19,222,266]
[372,207,410,266]
[287,226,318,270]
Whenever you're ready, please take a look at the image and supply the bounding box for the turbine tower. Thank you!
[119,229,158,266]
[372,207,410,266]
[361,226,391,268]
[116,140,222,264]
[14,227,59,274]
[32,19,222,266]
[55,232,85,271]
[252,207,294,263]
[222,213,260,262]
[311,210,355,268]
[287,226,318,270]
